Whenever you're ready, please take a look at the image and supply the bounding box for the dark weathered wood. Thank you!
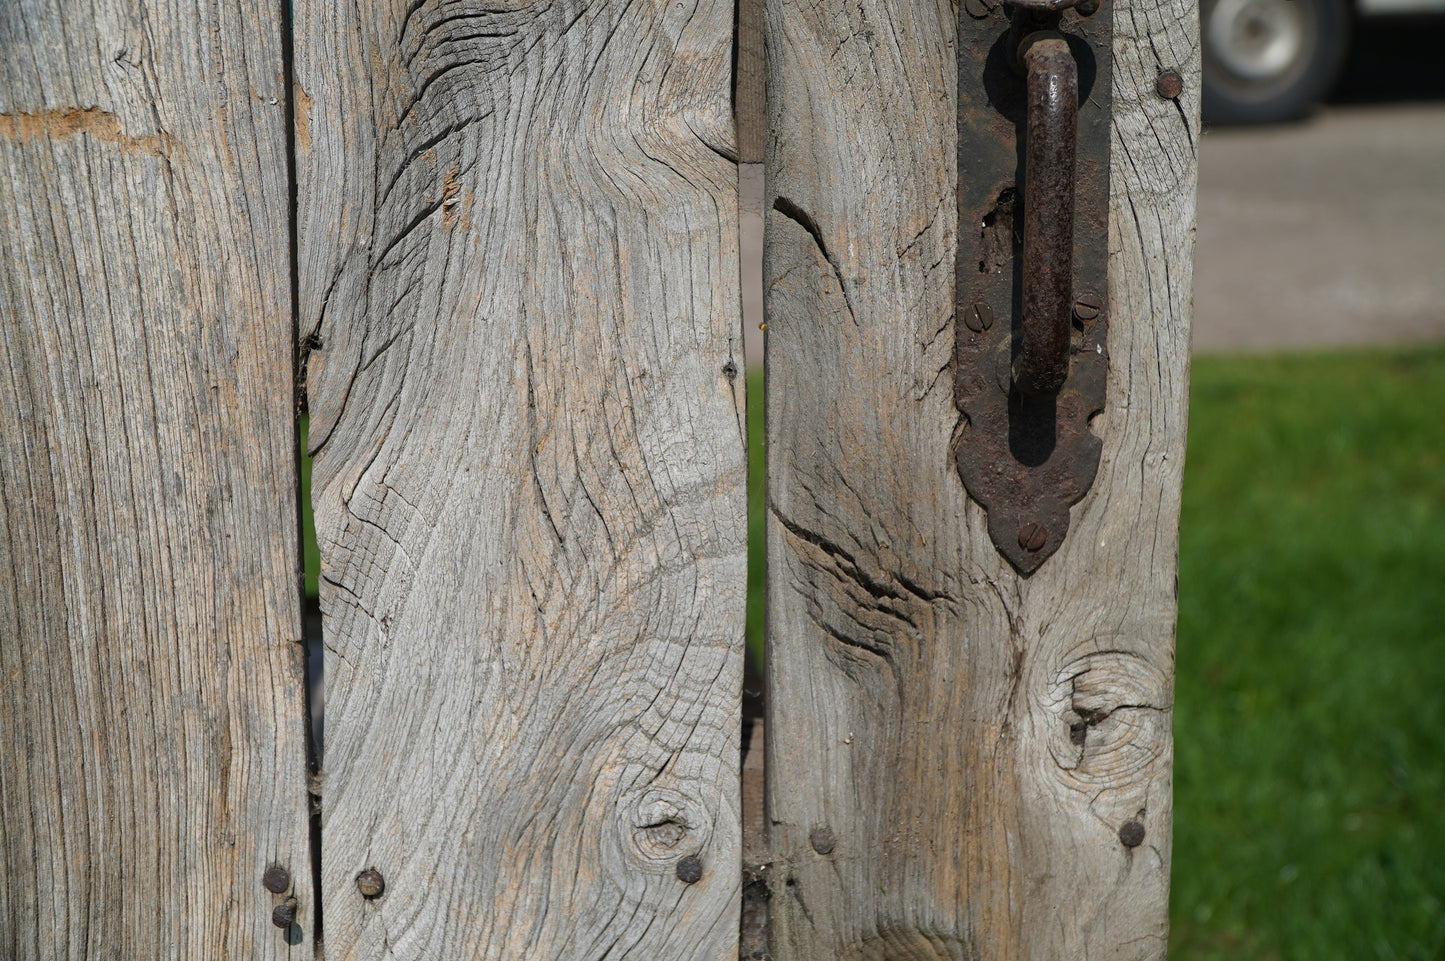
[295,1,747,957]
[762,0,1197,957]
[737,0,767,164]
[0,2,313,958]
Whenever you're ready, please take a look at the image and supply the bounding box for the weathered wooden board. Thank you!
[762,0,1197,957]
[0,2,313,958]
[737,0,767,164]
[295,1,746,957]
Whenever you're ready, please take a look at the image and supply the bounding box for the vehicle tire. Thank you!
[1201,0,1350,124]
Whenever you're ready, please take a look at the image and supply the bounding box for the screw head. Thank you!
[356,868,386,899]
[271,897,298,929]
[675,855,704,883]
[262,864,290,894]
[809,827,837,855]
[1018,522,1048,553]
[1155,69,1184,100]
[964,302,994,333]
[1118,820,1147,847]
[1073,292,1103,322]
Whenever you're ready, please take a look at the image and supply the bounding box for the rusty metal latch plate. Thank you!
[954,0,1112,574]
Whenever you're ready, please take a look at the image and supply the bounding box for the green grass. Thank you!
[299,418,318,599]
[1171,345,1445,961]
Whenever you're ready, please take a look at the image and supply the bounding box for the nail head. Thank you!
[262,864,290,894]
[271,897,298,929]
[676,855,704,883]
[1119,820,1147,847]
[809,827,837,855]
[356,868,386,899]
[1155,69,1184,100]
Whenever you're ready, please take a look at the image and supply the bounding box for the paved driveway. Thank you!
[1193,103,1445,353]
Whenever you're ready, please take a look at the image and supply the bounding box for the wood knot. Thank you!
[619,786,713,870]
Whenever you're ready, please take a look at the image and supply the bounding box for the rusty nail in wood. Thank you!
[1073,292,1103,322]
[271,897,298,929]
[262,864,290,894]
[965,302,994,333]
[356,868,385,899]
[676,855,704,883]
[809,828,836,855]
[1155,70,1184,100]
[1118,820,1146,847]
[1018,522,1048,552]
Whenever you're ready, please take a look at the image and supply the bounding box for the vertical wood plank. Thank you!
[762,0,1197,957]
[0,2,313,959]
[736,0,767,164]
[295,1,746,957]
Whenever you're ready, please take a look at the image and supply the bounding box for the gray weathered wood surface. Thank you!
[0,1,313,958]
[762,0,1197,956]
[296,1,747,957]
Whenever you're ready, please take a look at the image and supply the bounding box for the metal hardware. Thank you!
[272,897,298,929]
[356,868,386,899]
[262,864,291,894]
[1155,68,1184,100]
[676,855,704,883]
[955,0,1112,574]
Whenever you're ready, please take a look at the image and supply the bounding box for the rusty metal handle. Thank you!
[1015,32,1078,398]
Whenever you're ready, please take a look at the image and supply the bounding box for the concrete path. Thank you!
[1194,103,1445,353]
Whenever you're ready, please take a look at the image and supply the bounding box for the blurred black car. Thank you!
[1202,0,1445,122]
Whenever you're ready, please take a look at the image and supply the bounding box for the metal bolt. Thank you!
[1155,69,1184,100]
[1073,292,1103,322]
[271,897,298,929]
[1118,820,1147,848]
[809,827,836,855]
[964,302,994,333]
[676,855,704,883]
[356,868,386,899]
[262,865,290,894]
[1018,522,1048,553]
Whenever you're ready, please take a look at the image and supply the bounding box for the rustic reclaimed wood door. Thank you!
[1,0,1194,956]
[759,0,1196,957]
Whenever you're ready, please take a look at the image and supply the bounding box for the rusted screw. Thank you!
[809,827,836,855]
[1073,292,1103,322]
[1118,820,1147,848]
[1155,69,1184,100]
[262,864,290,894]
[676,855,704,883]
[356,868,386,899]
[271,897,298,929]
[964,302,994,333]
[1018,522,1048,553]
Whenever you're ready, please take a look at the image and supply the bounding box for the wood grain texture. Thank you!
[295,1,746,957]
[0,2,313,959]
[736,0,767,164]
[762,0,1197,957]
